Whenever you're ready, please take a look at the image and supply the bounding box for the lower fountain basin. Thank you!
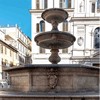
[1,64,99,100]
[3,64,99,93]
[35,31,76,49]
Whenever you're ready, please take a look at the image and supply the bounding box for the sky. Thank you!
[0,0,31,39]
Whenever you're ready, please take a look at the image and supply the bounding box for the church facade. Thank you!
[30,0,100,64]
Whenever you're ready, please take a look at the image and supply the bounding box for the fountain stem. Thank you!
[51,20,58,31]
[49,48,61,64]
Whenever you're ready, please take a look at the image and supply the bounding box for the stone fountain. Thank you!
[0,8,99,100]
[35,8,75,64]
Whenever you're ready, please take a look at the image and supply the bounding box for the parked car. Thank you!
[0,80,9,89]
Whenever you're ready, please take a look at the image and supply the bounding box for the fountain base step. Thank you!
[0,90,99,100]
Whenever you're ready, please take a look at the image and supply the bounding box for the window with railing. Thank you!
[4,60,9,67]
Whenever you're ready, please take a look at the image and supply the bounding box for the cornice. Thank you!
[0,39,18,52]
[17,38,28,48]
[30,8,74,14]
[30,9,44,13]
[72,17,100,21]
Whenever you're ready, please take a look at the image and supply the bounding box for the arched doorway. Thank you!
[94,27,100,48]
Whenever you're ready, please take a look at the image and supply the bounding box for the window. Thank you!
[5,60,8,66]
[5,47,7,54]
[60,0,71,8]
[16,53,18,59]
[40,20,45,32]
[18,31,20,38]
[10,50,12,57]
[92,2,95,13]
[19,56,24,64]
[44,0,48,9]
[65,0,71,8]
[2,72,8,79]
[40,47,45,53]
[0,44,1,53]
[36,0,40,9]
[63,22,68,32]
[62,48,68,53]
[1,59,3,65]
[94,27,100,49]
[59,0,63,8]
[36,23,39,32]
[68,0,71,8]
[97,0,100,13]
[10,61,13,67]
[20,33,21,39]
[0,45,3,53]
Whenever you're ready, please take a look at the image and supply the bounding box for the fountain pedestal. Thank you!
[0,64,99,100]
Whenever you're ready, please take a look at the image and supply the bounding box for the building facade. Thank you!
[30,0,100,64]
[0,25,32,80]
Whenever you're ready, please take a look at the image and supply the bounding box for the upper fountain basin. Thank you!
[41,8,68,23]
